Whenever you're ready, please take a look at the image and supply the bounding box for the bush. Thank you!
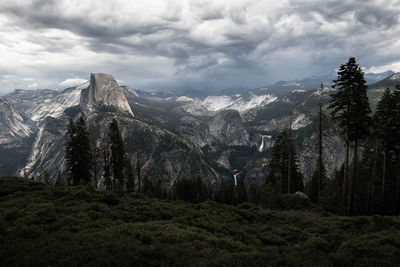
[1,177,400,266]
[99,192,120,205]
[280,193,312,210]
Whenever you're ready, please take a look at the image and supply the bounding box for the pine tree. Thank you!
[392,85,400,213]
[267,130,304,194]
[310,84,328,203]
[102,142,112,191]
[65,117,92,185]
[75,117,92,184]
[137,154,141,193]
[236,177,248,204]
[108,119,126,192]
[65,119,77,185]
[329,57,371,215]
[310,160,327,203]
[374,88,395,208]
[125,157,135,193]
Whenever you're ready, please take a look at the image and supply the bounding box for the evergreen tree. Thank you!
[392,85,400,214]
[92,146,102,188]
[55,171,66,186]
[319,166,345,214]
[236,177,248,204]
[65,119,78,185]
[214,180,234,205]
[173,177,209,203]
[125,158,135,193]
[309,160,327,203]
[374,88,395,209]
[102,142,112,191]
[65,117,92,185]
[329,57,371,215]
[267,130,304,194]
[137,155,141,193]
[75,117,92,184]
[108,119,126,192]
[260,180,281,209]
[309,84,328,203]
[142,176,155,197]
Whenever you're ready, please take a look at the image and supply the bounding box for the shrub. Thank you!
[280,193,312,210]
[99,192,120,205]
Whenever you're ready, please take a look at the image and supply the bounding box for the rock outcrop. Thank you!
[208,109,250,146]
[80,73,133,116]
[0,97,34,145]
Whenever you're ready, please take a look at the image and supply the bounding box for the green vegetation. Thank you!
[329,57,371,216]
[1,177,400,267]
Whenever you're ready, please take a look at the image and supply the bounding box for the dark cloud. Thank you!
[0,0,400,94]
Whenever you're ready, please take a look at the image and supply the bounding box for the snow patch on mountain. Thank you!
[279,81,302,87]
[255,113,312,132]
[312,86,335,96]
[181,99,210,116]
[203,96,236,112]
[203,93,277,113]
[292,113,312,130]
[389,73,400,81]
[176,96,195,102]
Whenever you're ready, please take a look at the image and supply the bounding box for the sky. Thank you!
[0,0,400,94]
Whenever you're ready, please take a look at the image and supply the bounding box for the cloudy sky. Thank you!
[0,0,400,94]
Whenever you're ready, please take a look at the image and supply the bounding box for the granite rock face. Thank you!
[0,97,34,145]
[80,73,133,116]
[208,109,250,146]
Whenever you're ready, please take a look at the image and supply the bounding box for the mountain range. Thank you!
[1,70,399,187]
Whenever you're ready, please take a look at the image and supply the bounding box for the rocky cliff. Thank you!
[80,73,133,117]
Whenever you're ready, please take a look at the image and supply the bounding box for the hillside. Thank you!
[1,177,400,266]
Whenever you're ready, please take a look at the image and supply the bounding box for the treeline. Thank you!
[307,57,400,216]
[64,117,136,193]
[63,115,307,209]
[60,57,400,216]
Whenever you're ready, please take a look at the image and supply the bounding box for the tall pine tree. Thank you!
[65,117,92,185]
[329,57,371,215]
[393,85,400,213]
[310,84,327,203]
[374,88,396,207]
[108,119,126,192]
[267,130,304,194]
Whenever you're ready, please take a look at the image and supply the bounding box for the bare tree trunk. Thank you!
[137,155,141,193]
[396,153,400,214]
[318,84,324,201]
[367,140,378,215]
[281,153,285,194]
[343,139,350,215]
[382,146,387,209]
[349,139,358,216]
[287,111,293,194]
[396,169,400,214]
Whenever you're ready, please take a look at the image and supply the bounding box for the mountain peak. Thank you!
[79,73,133,116]
[388,72,400,81]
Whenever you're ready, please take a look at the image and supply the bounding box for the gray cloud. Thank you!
[0,0,400,94]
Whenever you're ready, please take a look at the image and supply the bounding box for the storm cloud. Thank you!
[0,0,399,93]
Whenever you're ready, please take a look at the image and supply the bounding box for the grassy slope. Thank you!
[1,178,400,267]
